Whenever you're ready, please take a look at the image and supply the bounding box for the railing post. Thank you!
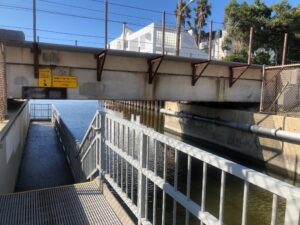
[284,198,300,225]
[137,124,147,224]
[51,104,54,123]
[100,112,106,177]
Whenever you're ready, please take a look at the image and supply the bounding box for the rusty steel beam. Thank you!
[229,65,250,88]
[31,42,41,78]
[191,60,210,86]
[148,56,164,84]
[95,50,107,81]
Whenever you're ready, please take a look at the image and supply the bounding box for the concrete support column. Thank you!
[0,43,7,121]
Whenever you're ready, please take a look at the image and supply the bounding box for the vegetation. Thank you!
[175,0,211,46]
[223,0,300,64]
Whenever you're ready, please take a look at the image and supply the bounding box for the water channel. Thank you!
[105,102,289,225]
[32,99,297,225]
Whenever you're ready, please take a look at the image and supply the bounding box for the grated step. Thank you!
[0,182,123,225]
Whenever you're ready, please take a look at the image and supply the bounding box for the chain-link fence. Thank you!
[260,64,300,117]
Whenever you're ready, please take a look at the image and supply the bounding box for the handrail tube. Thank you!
[47,104,300,225]
[104,111,300,199]
[160,108,300,145]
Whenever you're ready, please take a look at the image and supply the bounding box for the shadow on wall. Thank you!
[163,102,300,185]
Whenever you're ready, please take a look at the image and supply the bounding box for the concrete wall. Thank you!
[0,101,29,193]
[164,102,300,179]
[5,43,262,101]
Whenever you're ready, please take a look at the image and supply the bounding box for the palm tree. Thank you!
[195,0,212,45]
[174,2,192,29]
[174,0,211,46]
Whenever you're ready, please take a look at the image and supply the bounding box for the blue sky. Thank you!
[0,0,298,47]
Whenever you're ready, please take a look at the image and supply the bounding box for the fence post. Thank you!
[162,10,166,55]
[282,33,288,66]
[33,0,37,43]
[104,0,108,49]
[175,0,182,56]
[248,27,253,65]
[259,64,265,112]
[137,118,146,225]
[208,20,213,60]
[122,22,126,51]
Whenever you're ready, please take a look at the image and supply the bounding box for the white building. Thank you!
[199,30,234,60]
[109,23,208,59]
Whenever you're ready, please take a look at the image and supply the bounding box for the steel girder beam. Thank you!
[95,50,107,81]
[31,42,41,78]
[148,56,164,84]
[191,60,211,86]
[229,65,250,87]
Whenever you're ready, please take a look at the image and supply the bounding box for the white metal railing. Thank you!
[44,103,300,225]
[30,103,52,120]
[72,110,300,225]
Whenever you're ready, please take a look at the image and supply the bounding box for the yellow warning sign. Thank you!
[38,69,52,87]
[52,76,77,88]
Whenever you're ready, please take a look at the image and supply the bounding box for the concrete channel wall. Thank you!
[164,102,300,180]
[0,101,29,193]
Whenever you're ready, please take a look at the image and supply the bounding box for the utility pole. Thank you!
[247,27,253,65]
[104,0,108,49]
[282,33,288,65]
[175,0,182,56]
[33,0,36,43]
[0,43,7,121]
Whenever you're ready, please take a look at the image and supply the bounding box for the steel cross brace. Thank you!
[229,65,250,87]
[31,42,41,78]
[191,60,211,86]
[148,56,164,84]
[95,50,107,81]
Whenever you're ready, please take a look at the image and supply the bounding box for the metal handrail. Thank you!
[30,103,52,120]
[160,108,300,144]
[74,110,300,225]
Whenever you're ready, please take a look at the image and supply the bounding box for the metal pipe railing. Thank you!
[160,108,300,145]
[47,105,300,225]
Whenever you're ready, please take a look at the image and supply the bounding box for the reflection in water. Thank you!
[104,102,287,225]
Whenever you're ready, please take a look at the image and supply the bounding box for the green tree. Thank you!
[223,0,300,64]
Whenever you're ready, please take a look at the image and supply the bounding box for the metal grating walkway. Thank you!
[0,181,123,225]
[15,121,74,192]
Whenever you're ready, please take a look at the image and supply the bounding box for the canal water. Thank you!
[31,99,294,225]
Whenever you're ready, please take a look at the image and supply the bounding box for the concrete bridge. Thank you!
[3,41,262,101]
